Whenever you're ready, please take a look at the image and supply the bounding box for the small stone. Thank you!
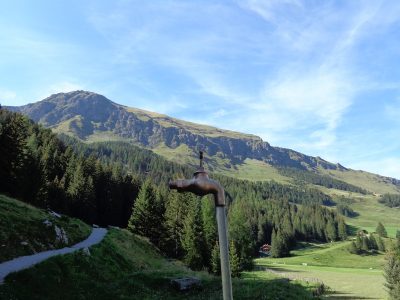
[21,241,28,246]
[170,277,201,291]
[43,219,53,227]
[82,247,91,256]
[49,211,61,218]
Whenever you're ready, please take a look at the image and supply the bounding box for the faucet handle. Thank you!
[199,151,204,168]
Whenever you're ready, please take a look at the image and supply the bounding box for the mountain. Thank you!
[7,90,400,194]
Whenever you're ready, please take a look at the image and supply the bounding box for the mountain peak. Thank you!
[44,90,115,106]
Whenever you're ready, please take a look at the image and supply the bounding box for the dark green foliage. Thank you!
[326,218,338,242]
[211,241,221,275]
[377,236,385,252]
[163,192,192,258]
[228,201,255,269]
[348,241,360,254]
[181,200,206,270]
[1,108,347,273]
[376,222,388,238]
[128,179,165,247]
[338,218,347,241]
[350,234,384,255]
[279,167,368,194]
[336,203,358,217]
[384,244,400,299]
[369,234,378,250]
[379,194,400,208]
[202,197,217,266]
[229,240,241,278]
[271,229,290,258]
[361,237,370,252]
[0,110,29,196]
[0,108,139,227]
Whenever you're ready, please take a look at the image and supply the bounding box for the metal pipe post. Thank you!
[216,206,233,300]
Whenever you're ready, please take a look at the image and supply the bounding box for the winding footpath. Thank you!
[0,228,107,284]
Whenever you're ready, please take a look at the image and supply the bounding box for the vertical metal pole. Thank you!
[216,206,233,300]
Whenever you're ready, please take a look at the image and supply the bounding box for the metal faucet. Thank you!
[169,151,233,300]
[169,151,226,206]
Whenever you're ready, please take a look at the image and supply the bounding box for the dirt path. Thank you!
[0,228,107,283]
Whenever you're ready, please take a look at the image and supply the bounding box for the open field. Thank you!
[344,195,400,238]
[255,263,384,299]
[256,241,388,299]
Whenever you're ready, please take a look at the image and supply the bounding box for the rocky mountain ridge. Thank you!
[7,90,344,172]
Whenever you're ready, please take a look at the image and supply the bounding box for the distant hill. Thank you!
[7,90,400,194]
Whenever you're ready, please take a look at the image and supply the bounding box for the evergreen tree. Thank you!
[356,235,363,250]
[211,241,221,275]
[202,196,217,267]
[229,240,241,278]
[163,191,192,258]
[325,218,337,242]
[228,201,255,269]
[361,237,370,252]
[376,222,388,238]
[128,179,164,246]
[271,229,289,258]
[338,218,347,241]
[369,234,378,250]
[348,241,359,254]
[271,229,279,258]
[181,200,206,270]
[384,250,400,299]
[377,236,385,252]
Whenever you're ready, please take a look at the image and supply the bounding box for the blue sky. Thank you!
[1,0,400,179]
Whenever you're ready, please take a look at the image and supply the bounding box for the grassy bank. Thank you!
[0,229,320,299]
[0,194,91,262]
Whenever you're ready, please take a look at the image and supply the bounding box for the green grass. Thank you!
[0,229,320,300]
[258,241,386,269]
[321,168,400,195]
[255,241,387,299]
[0,194,91,262]
[343,195,400,238]
[125,106,258,140]
[225,159,291,183]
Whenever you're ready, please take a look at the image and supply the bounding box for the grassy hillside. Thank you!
[125,106,258,140]
[0,194,91,262]
[256,241,387,299]
[0,229,321,300]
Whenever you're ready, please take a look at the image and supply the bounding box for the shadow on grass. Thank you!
[255,265,305,273]
[325,290,377,299]
[0,265,320,300]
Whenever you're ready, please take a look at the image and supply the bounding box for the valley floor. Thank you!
[256,241,388,299]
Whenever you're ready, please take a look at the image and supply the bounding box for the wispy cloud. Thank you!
[2,0,400,177]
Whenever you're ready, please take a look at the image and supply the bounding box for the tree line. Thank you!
[278,167,368,194]
[379,193,400,208]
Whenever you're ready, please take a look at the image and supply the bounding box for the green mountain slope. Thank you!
[7,90,400,195]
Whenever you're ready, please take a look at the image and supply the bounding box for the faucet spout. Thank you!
[169,176,226,206]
